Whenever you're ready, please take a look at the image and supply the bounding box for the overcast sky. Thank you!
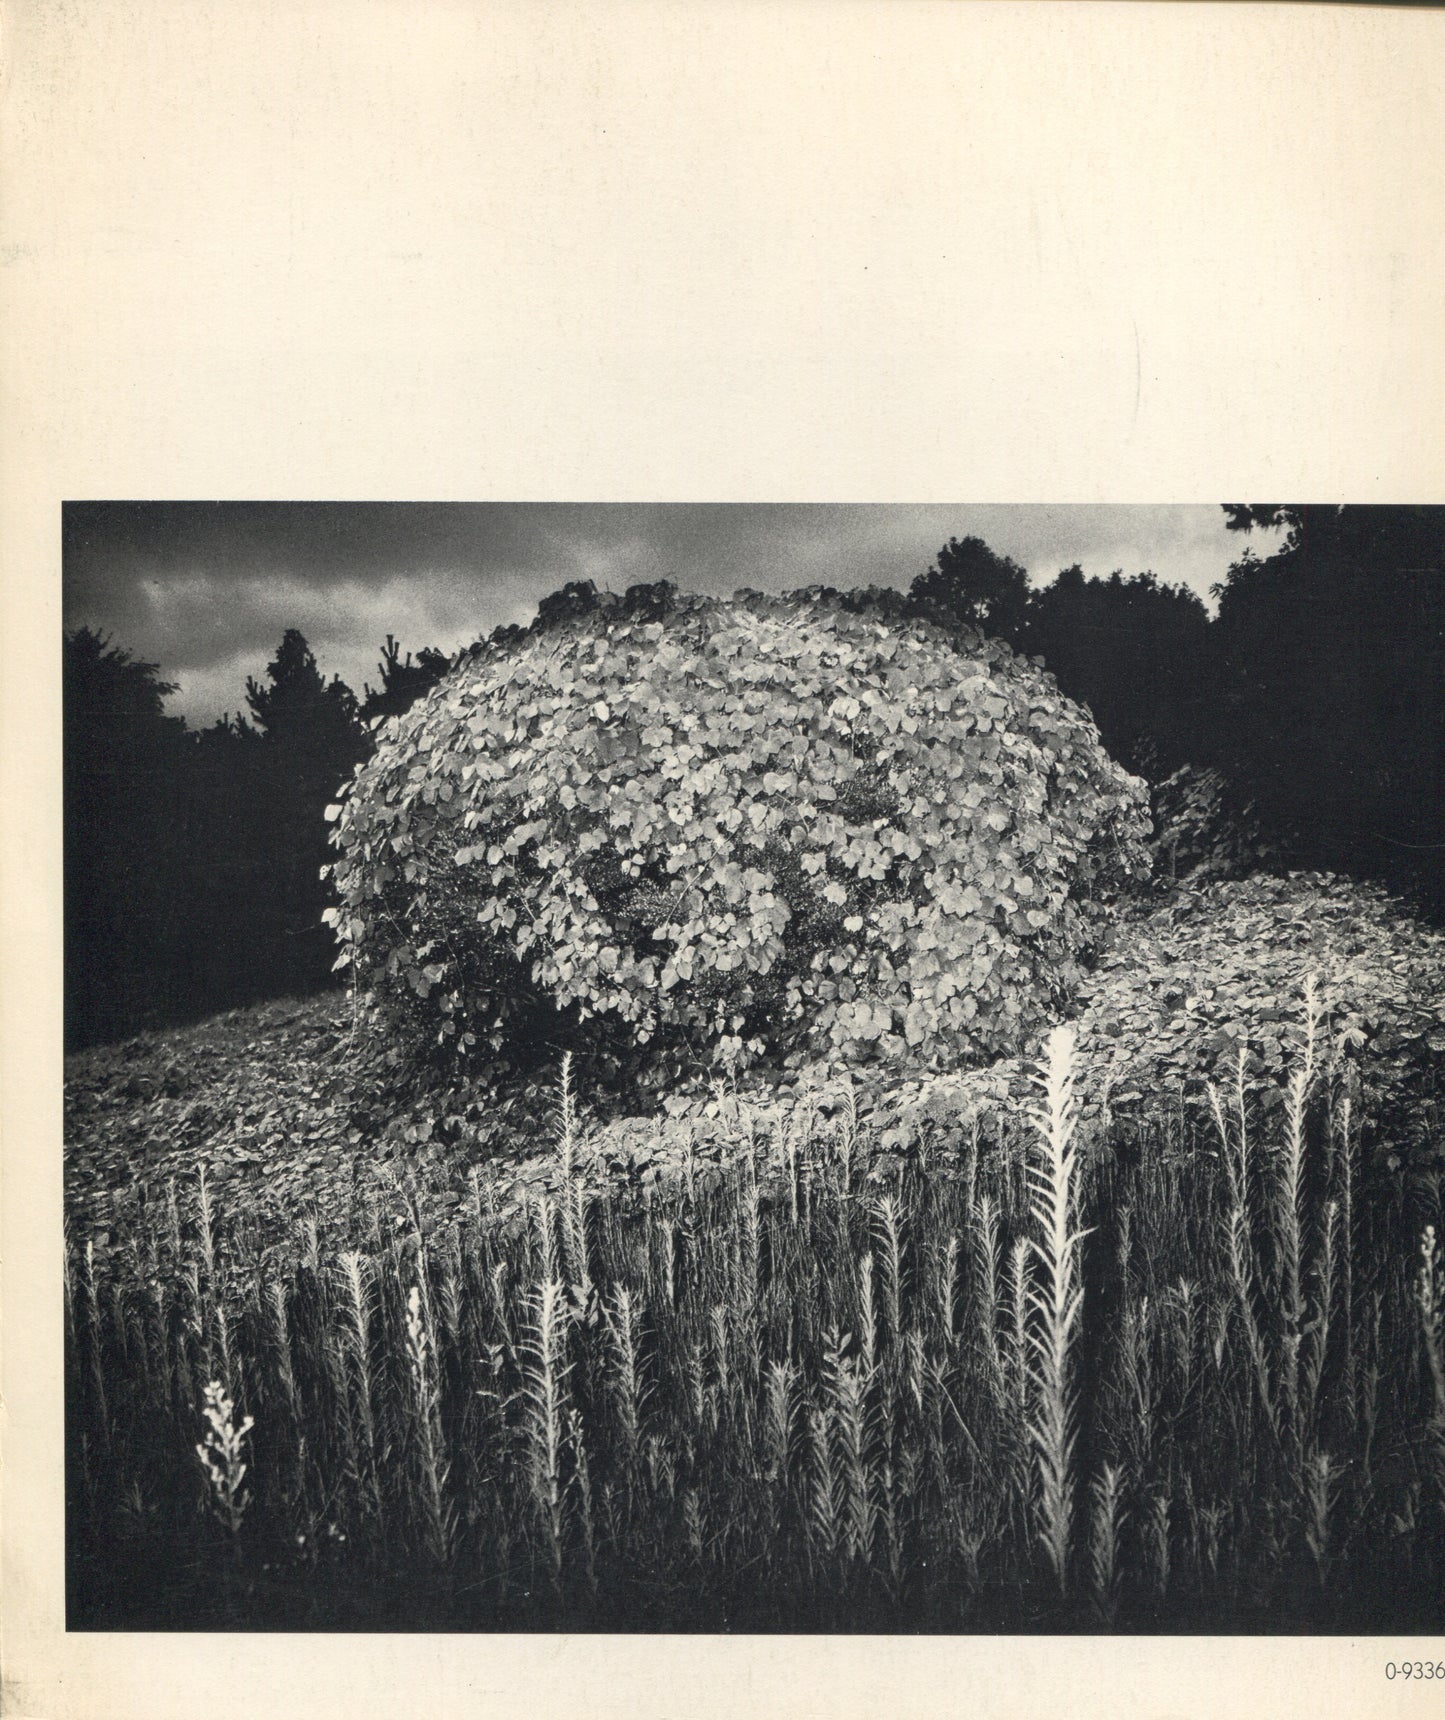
[63,503,1276,728]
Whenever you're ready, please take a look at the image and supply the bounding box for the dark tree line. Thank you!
[65,505,1444,1049]
[64,629,449,1049]
[908,536,1213,779]
[1210,506,1444,904]
[905,506,1445,913]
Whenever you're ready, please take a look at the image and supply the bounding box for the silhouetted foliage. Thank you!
[907,513,1444,912]
[65,627,374,1049]
[908,535,1032,641]
[535,579,604,629]
[245,628,364,757]
[1023,566,1211,778]
[175,714,273,1012]
[361,635,453,725]
[906,547,1211,783]
[1209,505,1445,913]
[236,631,370,998]
[64,630,192,1046]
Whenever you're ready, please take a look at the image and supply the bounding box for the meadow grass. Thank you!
[66,1004,1445,1631]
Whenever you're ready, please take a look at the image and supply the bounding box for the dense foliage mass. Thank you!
[1147,764,1281,886]
[1082,874,1445,1157]
[326,588,1150,1095]
[837,873,1445,1183]
[67,506,1444,1052]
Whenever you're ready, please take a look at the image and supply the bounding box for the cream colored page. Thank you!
[3,3,1443,1718]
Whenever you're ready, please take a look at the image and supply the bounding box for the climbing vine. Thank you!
[324,588,1149,1096]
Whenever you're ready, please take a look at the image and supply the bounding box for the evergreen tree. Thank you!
[246,628,364,763]
[242,630,369,994]
[360,635,452,725]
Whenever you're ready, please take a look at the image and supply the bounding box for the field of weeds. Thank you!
[65,980,1445,1632]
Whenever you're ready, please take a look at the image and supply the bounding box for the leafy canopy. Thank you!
[325,587,1149,1098]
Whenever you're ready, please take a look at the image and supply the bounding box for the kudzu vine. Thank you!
[324,588,1149,1097]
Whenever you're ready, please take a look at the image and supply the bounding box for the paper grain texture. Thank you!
[3,3,1442,1716]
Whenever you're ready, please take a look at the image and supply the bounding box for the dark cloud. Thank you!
[62,503,1268,726]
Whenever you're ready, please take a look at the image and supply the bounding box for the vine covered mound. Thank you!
[325,587,1150,1097]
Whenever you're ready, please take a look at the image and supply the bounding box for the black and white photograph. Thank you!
[61,501,1445,1633]
[6,2,1445,1715]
